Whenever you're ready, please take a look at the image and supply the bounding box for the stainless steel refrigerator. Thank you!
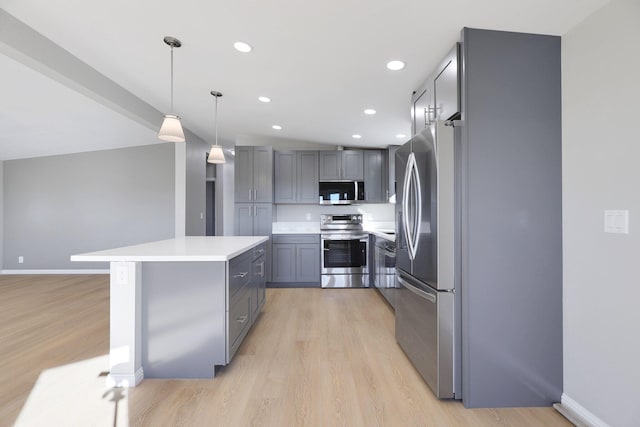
[395,122,461,399]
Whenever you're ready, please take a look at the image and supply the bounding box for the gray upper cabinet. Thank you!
[319,151,341,180]
[274,151,319,204]
[234,147,254,202]
[412,84,433,136]
[363,150,384,202]
[297,151,319,203]
[434,44,460,121]
[341,150,364,180]
[385,145,399,202]
[274,151,297,203]
[234,146,273,203]
[319,150,363,180]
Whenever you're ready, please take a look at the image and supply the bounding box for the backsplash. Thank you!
[275,203,394,224]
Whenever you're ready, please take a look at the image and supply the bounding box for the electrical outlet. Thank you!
[18,256,24,264]
[306,213,311,221]
[115,265,128,285]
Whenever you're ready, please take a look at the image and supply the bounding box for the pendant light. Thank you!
[207,91,226,164]
[158,36,185,142]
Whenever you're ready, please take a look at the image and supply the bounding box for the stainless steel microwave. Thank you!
[318,181,365,205]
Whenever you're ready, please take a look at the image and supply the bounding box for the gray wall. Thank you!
[0,161,3,269]
[562,1,640,426]
[2,143,174,270]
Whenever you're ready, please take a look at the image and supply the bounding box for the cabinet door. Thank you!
[251,255,266,318]
[386,145,399,202]
[297,151,319,203]
[364,150,384,202]
[253,203,273,236]
[434,44,460,121]
[296,244,320,283]
[274,151,297,203]
[253,146,273,202]
[234,203,254,236]
[272,244,296,282]
[341,150,364,180]
[234,147,254,202]
[413,85,433,136]
[319,151,341,180]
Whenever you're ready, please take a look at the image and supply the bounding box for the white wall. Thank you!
[236,134,340,150]
[220,156,235,236]
[562,1,640,426]
[275,204,394,225]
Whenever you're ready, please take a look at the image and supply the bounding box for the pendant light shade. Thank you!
[207,91,226,164]
[158,114,185,142]
[158,36,185,142]
[208,146,226,163]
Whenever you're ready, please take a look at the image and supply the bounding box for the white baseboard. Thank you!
[106,367,144,388]
[0,269,109,275]
[555,393,610,427]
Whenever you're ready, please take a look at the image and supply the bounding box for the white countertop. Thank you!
[71,236,269,262]
[368,229,396,242]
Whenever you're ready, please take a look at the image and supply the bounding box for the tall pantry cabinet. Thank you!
[234,146,274,280]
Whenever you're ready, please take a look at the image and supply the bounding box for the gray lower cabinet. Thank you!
[272,235,320,284]
[274,151,319,204]
[228,243,267,361]
[364,150,384,202]
[235,203,272,282]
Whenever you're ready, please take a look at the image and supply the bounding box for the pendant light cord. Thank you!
[214,94,219,146]
[170,46,174,113]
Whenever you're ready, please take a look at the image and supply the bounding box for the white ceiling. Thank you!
[0,0,610,160]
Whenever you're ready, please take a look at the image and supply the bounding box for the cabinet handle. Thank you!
[254,189,258,200]
[258,261,265,277]
[249,189,252,201]
[254,206,257,217]
[237,315,248,324]
[233,272,248,278]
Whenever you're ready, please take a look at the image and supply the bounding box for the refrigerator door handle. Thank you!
[411,155,422,255]
[398,276,436,304]
[406,153,420,260]
[402,156,414,259]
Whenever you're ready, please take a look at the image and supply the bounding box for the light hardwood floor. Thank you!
[0,275,571,427]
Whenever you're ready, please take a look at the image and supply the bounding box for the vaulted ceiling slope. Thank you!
[0,0,610,160]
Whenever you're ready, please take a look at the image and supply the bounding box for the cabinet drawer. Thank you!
[229,252,251,298]
[228,286,252,360]
[253,243,266,261]
[272,234,319,244]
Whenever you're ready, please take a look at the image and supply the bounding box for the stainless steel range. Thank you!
[320,214,369,288]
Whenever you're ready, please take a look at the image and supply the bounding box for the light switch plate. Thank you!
[604,210,629,234]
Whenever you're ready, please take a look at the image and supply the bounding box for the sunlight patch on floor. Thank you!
[14,355,129,427]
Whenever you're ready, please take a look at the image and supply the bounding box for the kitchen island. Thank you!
[71,236,268,387]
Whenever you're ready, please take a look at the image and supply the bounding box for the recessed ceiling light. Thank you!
[352,134,362,139]
[272,125,282,130]
[386,60,405,71]
[396,133,406,139]
[258,96,271,103]
[233,41,252,53]
[364,109,376,115]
